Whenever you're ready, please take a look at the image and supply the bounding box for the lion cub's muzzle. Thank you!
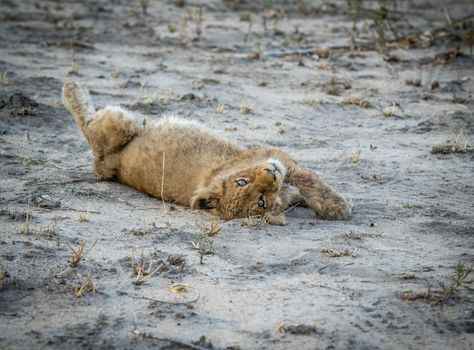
[265,167,277,181]
[256,164,284,192]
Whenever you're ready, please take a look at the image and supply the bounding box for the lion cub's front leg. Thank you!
[288,165,351,220]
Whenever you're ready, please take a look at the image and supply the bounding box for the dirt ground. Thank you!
[1,0,473,349]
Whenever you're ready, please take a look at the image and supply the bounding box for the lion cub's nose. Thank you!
[257,169,277,188]
[265,168,276,181]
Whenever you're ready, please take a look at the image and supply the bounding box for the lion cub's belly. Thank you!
[116,122,241,206]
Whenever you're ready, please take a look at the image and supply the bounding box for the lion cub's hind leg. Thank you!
[87,106,139,180]
[87,106,139,159]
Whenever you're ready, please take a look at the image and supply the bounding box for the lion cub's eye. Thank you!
[258,195,266,208]
[236,178,248,187]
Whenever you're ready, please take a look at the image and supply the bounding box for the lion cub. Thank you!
[62,81,350,225]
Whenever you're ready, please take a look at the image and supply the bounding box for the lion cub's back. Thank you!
[148,116,241,159]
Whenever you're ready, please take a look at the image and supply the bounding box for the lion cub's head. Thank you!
[191,159,287,223]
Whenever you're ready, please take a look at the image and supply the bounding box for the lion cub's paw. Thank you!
[320,197,351,220]
[265,214,287,226]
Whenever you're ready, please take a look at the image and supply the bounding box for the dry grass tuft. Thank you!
[131,225,163,285]
[74,272,97,298]
[382,103,402,117]
[431,130,472,154]
[0,72,10,86]
[19,212,58,240]
[405,78,421,87]
[325,76,341,96]
[242,215,267,229]
[66,239,97,268]
[189,231,213,264]
[402,262,472,304]
[196,219,222,236]
[77,213,90,222]
[369,231,385,238]
[277,322,318,335]
[215,104,224,113]
[350,145,361,163]
[323,247,359,258]
[138,0,150,16]
[436,262,473,304]
[239,104,254,114]
[345,231,363,240]
[0,263,18,289]
[68,60,81,76]
[342,97,371,108]
[131,247,162,286]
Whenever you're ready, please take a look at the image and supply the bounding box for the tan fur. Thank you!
[62,81,351,225]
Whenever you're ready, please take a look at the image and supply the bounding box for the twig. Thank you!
[160,151,166,211]
[123,207,163,211]
[131,330,206,350]
[130,288,200,305]
[31,206,100,214]
[310,284,340,293]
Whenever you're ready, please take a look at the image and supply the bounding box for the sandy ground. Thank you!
[1,0,473,349]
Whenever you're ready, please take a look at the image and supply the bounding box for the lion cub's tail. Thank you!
[62,81,96,134]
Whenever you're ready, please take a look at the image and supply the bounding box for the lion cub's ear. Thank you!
[190,182,223,210]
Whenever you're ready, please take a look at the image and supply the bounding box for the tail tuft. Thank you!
[62,81,95,131]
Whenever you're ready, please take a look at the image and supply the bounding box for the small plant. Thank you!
[405,78,421,87]
[369,231,385,238]
[431,130,473,154]
[130,249,162,286]
[19,223,33,234]
[18,211,35,235]
[66,239,97,268]
[19,213,59,240]
[191,6,203,41]
[401,278,431,301]
[130,226,162,285]
[323,247,359,257]
[111,69,120,79]
[168,23,178,33]
[450,130,471,153]
[351,145,361,163]
[0,72,10,86]
[12,106,37,116]
[239,104,254,114]
[250,39,262,59]
[382,103,401,117]
[137,89,176,106]
[242,215,267,229]
[196,220,222,237]
[342,97,371,108]
[277,322,318,335]
[189,231,213,264]
[138,0,149,16]
[215,104,224,113]
[77,213,90,222]
[402,262,472,304]
[75,272,97,298]
[325,75,341,96]
[42,223,58,238]
[68,60,81,76]
[436,262,473,304]
[345,231,363,240]
[0,264,18,289]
